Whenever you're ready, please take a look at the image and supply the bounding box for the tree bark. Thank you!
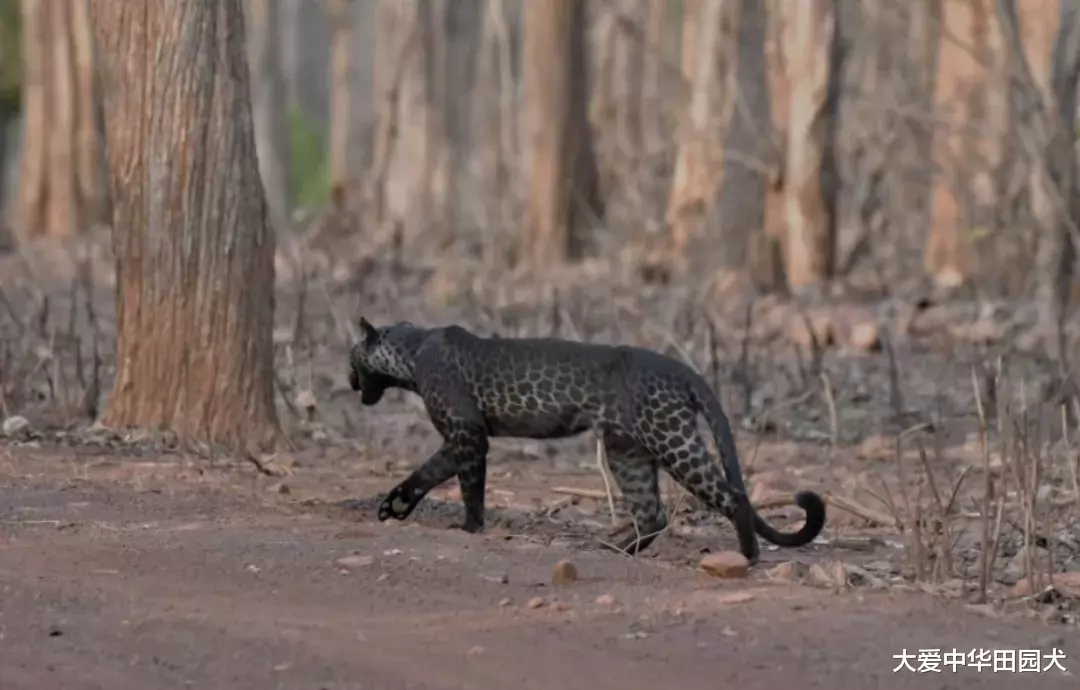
[924,0,996,289]
[520,0,602,265]
[782,0,841,291]
[89,0,281,451]
[367,0,444,240]
[16,0,108,239]
[592,0,646,200]
[470,0,519,255]
[998,0,1080,360]
[715,0,771,273]
[328,0,355,189]
[246,0,293,236]
[665,0,732,256]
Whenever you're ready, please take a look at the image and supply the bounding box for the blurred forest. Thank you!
[0,0,1079,445]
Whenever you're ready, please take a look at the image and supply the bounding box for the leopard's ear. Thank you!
[359,317,380,345]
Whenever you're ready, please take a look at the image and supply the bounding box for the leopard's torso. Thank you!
[348,319,826,563]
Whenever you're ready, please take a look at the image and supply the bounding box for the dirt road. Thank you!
[0,465,1074,690]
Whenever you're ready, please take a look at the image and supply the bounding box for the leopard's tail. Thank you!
[689,377,826,549]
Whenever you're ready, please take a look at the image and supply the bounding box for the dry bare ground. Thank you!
[1,226,1079,688]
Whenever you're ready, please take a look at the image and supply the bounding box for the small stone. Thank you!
[551,602,570,612]
[595,594,616,606]
[498,597,512,607]
[467,645,486,656]
[268,482,291,495]
[717,591,756,605]
[335,555,374,568]
[526,596,546,609]
[699,551,750,579]
[551,559,578,586]
[2,415,29,437]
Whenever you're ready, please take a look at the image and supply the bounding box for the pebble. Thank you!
[699,551,749,579]
[551,559,578,586]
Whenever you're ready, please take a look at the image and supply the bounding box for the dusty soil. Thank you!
[0,449,1076,690]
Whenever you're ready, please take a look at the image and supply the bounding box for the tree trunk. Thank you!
[592,0,646,201]
[16,0,108,238]
[640,0,666,156]
[751,0,794,293]
[782,0,840,292]
[328,0,355,190]
[520,0,602,266]
[439,0,481,244]
[367,0,444,241]
[470,0,519,259]
[924,0,995,289]
[998,0,1080,360]
[89,0,281,451]
[715,0,771,273]
[246,0,293,236]
[665,0,732,256]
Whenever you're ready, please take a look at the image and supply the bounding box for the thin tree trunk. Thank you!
[520,0,602,265]
[665,0,731,256]
[592,0,646,200]
[89,0,281,451]
[470,0,519,262]
[247,0,293,236]
[998,0,1080,360]
[328,0,354,189]
[16,0,108,238]
[782,0,841,291]
[640,0,666,156]
[925,0,994,289]
[715,0,771,273]
[368,0,442,240]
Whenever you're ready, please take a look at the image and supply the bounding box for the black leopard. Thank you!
[347,318,826,564]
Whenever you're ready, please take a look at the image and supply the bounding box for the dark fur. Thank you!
[348,318,826,564]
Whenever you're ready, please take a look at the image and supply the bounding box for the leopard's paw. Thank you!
[378,485,416,522]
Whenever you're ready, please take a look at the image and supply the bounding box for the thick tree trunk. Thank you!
[665,0,731,256]
[246,0,293,236]
[520,0,602,265]
[16,0,108,238]
[782,0,840,291]
[90,0,281,451]
[998,0,1080,359]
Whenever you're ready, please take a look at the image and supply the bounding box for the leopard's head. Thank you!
[348,317,423,405]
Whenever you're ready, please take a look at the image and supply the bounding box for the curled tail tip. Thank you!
[795,489,827,537]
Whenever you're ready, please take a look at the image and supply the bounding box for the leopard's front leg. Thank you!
[377,434,489,529]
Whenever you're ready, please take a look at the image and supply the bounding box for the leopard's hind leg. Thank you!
[645,422,760,563]
[600,433,668,555]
